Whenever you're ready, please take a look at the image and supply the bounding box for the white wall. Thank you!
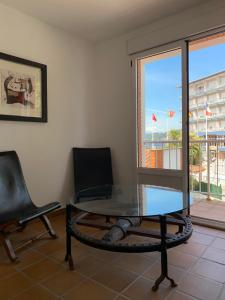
[91,38,134,185]
[0,4,95,206]
[1,0,225,205]
[92,0,225,186]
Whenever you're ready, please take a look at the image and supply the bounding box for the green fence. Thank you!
[191,177,222,200]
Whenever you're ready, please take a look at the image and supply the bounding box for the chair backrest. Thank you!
[0,151,33,224]
[73,147,113,199]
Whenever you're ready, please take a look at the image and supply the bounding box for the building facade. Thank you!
[189,70,225,139]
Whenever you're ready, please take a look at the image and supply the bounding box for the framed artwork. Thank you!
[0,52,47,122]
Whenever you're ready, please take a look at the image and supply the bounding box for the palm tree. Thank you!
[168,129,182,141]
[168,129,181,148]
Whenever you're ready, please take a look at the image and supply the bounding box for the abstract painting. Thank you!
[0,52,47,122]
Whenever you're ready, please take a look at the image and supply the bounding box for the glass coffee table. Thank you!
[65,184,192,291]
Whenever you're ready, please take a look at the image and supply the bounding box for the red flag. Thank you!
[152,113,157,122]
[205,103,212,117]
[168,110,175,118]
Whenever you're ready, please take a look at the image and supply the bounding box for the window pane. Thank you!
[189,32,225,212]
[137,49,182,170]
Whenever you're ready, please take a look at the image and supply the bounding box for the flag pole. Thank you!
[205,102,211,201]
[166,117,169,140]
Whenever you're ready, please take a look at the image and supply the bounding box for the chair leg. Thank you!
[106,216,110,223]
[40,215,57,239]
[17,224,26,232]
[3,237,18,262]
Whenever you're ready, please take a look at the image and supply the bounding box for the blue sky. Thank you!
[144,42,225,134]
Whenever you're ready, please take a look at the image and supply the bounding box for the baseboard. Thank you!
[191,215,225,231]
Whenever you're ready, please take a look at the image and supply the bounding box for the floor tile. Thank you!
[115,253,155,274]
[15,249,45,270]
[211,237,225,250]
[13,285,58,299]
[178,273,222,300]
[202,246,225,264]
[22,258,63,282]
[191,258,225,283]
[143,261,185,285]
[174,241,206,257]
[193,225,225,238]
[50,243,90,263]
[218,287,225,300]
[115,296,130,300]
[36,240,64,255]
[63,279,116,300]
[168,290,199,300]
[168,250,197,270]
[142,251,160,260]
[93,264,137,292]
[48,249,68,263]
[123,277,171,300]
[89,248,121,263]
[2,213,225,300]
[189,232,215,246]
[73,255,105,277]
[0,273,33,299]
[0,261,17,279]
[42,269,85,296]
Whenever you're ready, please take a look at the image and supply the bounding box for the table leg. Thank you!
[152,215,177,291]
[65,204,74,270]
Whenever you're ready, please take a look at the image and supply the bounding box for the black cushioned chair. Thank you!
[73,147,113,202]
[0,151,61,262]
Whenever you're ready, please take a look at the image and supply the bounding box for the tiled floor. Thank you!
[1,214,225,299]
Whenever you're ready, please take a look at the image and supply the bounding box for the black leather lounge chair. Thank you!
[73,147,113,223]
[0,151,61,262]
[73,147,113,202]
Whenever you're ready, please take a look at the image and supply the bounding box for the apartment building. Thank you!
[189,70,225,139]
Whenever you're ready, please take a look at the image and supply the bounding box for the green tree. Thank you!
[168,129,182,148]
[168,129,182,141]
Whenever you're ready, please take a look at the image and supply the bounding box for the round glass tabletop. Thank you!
[70,184,191,217]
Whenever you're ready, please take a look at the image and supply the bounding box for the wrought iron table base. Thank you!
[151,215,177,291]
[65,205,192,291]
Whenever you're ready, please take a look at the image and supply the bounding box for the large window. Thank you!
[135,27,225,226]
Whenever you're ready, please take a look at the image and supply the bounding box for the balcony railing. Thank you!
[189,85,225,99]
[189,113,225,123]
[143,139,225,199]
[189,98,225,110]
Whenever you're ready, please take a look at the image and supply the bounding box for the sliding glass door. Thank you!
[134,27,225,226]
[188,32,225,225]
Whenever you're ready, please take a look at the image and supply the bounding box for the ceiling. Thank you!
[0,0,207,42]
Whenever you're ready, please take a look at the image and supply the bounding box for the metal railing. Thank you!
[143,139,225,199]
[189,85,225,99]
[189,113,225,123]
[189,98,225,110]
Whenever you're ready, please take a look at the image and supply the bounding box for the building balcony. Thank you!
[189,98,225,111]
[189,114,225,123]
[189,85,225,99]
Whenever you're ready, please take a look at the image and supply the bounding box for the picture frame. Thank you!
[0,52,47,122]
